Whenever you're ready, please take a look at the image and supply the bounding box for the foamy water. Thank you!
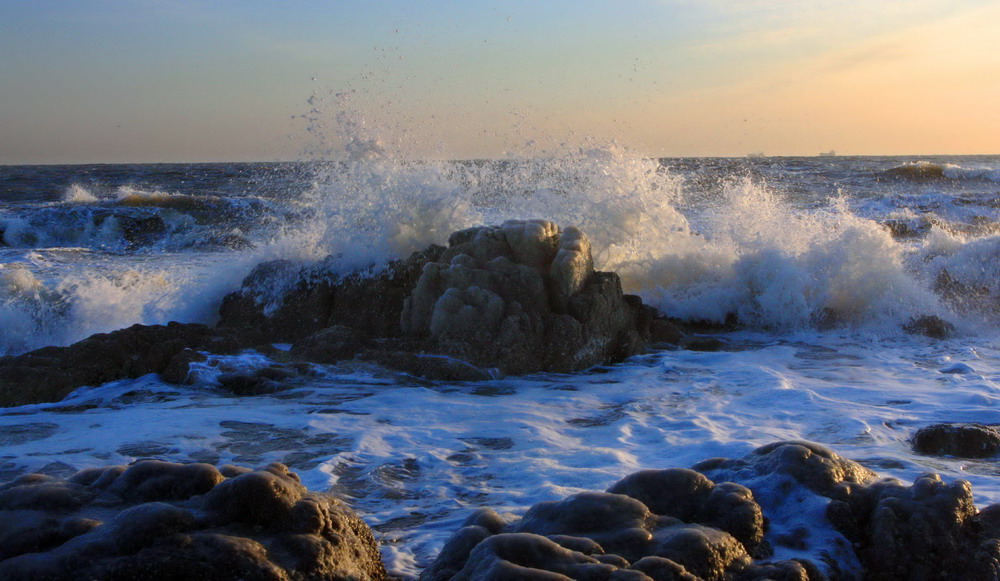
[4,151,1000,577]
[3,331,1000,577]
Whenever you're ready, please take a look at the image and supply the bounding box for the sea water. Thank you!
[3,151,1000,577]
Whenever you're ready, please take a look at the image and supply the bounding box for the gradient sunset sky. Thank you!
[1,0,997,164]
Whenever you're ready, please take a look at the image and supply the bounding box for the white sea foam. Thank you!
[4,332,1000,577]
[6,146,1000,358]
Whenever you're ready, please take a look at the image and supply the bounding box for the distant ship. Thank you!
[746,152,766,158]
[818,150,837,157]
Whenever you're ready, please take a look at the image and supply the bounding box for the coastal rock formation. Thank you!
[0,220,681,407]
[219,219,675,376]
[423,441,1000,581]
[398,220,652,373]
[0,322,246,407]
[912,423,1000,458]
[0,461,386,580]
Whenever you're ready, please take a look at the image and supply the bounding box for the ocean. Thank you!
[3,150,1000,577]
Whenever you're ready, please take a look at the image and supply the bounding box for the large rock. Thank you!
[0,461,386,580]
[0,221,677,407]
[0,322,247,407]
[218,245,446,343]
[422,441,1000,580]
[220,220,670,376]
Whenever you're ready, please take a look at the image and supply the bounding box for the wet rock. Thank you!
[607,468,765,555]
[902,315,955,339]
[289,325,369,364]
[650,318,684,345]
[220,221,655,377]
[217,372,285,395]
[218,245,446,343]
[0,322,247,407]
[912,423,1000,458]
[847,474,980,580]
[400,220,650,374]
[359,350,494,381]
[425,441,1000,580]
[0,461,386,580]
[693,441,878,501]
[160,348,207,384]
[881,217,932,239]
[425,488,761,580]
[683,337,725,352]
[450,533,620,580]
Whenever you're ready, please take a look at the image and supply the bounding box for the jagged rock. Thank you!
[399,220,650,374]
[851,474,979,580]
[912,423,1000,458]
[289,325,369,364]
[220,220,657,377]
[160,348,207,384]
[0,461,386,580]
[0,221,665,406]
[650,319,684,345]
[0,323,246,407]
[902,315,955,339]
[218,245,446,343]
[881,217,932,240]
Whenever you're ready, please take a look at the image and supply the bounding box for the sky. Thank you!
[1,0,998,164]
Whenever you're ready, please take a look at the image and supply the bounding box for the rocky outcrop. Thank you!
[912,423,1000,458]
[902,315,956,339]
[398,220,653,374]
[219,219,679,376]
[423,441,1000,580]
[0,461,386,580]
[0,323,247,407]
[0,221,682,407]
[217,244,446,343]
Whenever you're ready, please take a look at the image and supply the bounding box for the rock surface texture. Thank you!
[422,441,1000,581]
[0,461,386,581]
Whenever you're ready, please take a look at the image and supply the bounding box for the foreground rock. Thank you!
[423,441,1000,580]
[0,461,386,580]
[220,220,676,375]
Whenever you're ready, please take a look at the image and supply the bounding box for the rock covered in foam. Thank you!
[423,441,1000,580]
[0,461,386,580]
